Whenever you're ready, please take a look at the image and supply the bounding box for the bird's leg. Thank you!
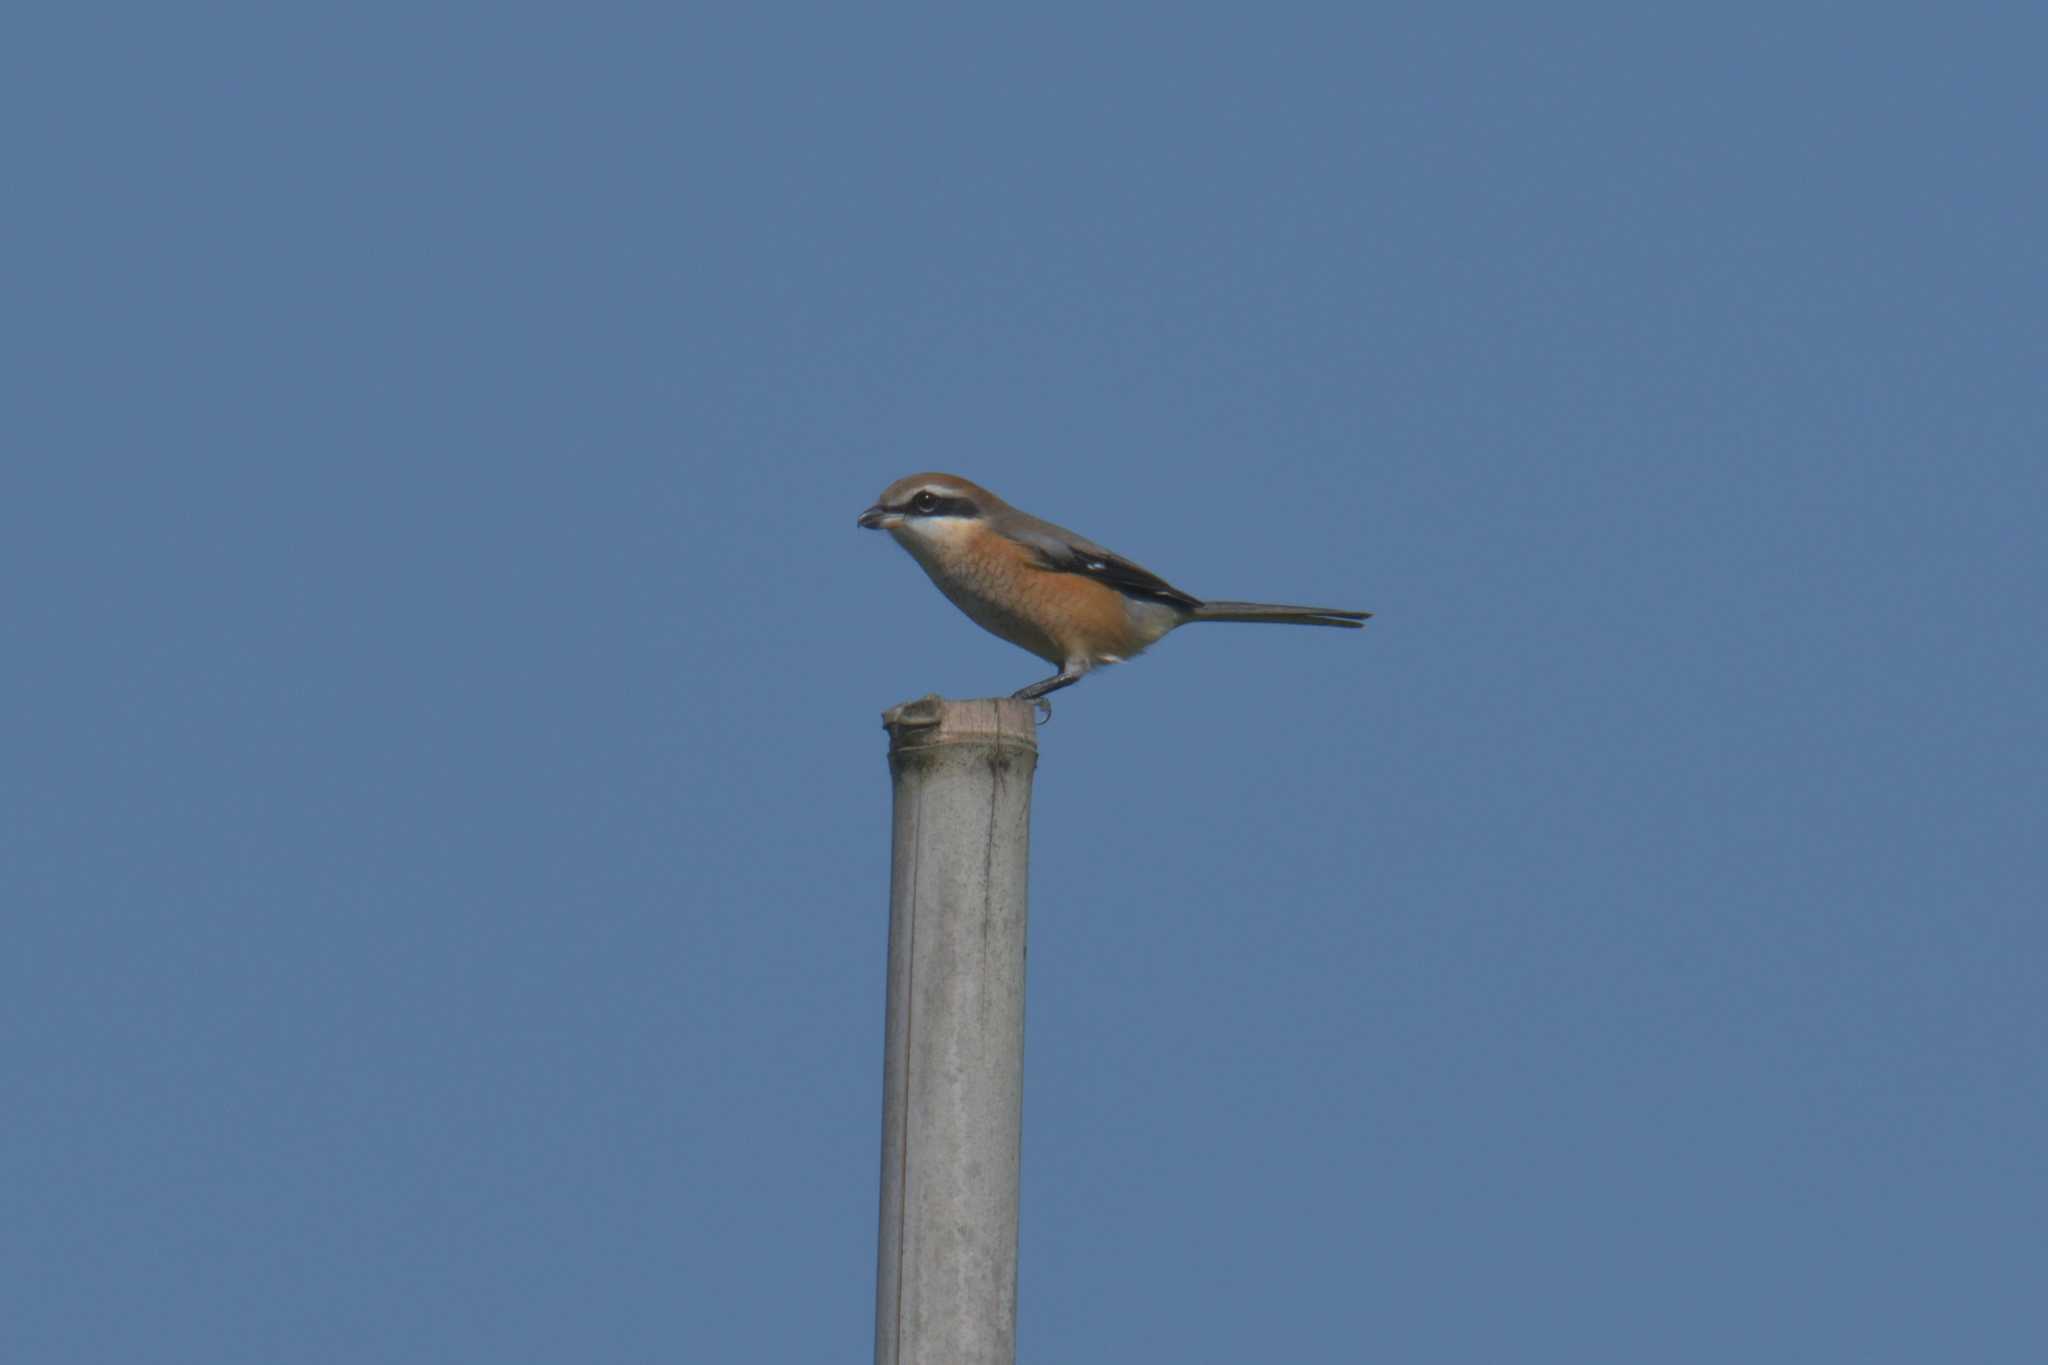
[1011,668,1086,702]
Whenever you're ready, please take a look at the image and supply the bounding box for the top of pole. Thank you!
[882,695,1040,759]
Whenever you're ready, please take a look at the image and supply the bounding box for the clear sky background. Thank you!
[6,6,2043,1362]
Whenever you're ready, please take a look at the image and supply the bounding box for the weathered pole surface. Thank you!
[875,695,1038,1365]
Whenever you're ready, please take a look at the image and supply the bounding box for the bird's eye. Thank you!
[911,491,940,513]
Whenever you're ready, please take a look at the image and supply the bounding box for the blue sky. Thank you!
[5,6,2044,1362]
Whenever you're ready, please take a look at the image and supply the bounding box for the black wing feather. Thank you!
[1006,516,1205,611]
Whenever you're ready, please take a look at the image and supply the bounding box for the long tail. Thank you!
[1189,601,1371,628]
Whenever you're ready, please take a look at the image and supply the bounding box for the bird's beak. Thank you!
[857,504,896,530]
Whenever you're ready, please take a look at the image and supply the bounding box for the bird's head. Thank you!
[857,473,1003,539]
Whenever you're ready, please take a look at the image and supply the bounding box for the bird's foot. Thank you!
[1008,687,1055,723]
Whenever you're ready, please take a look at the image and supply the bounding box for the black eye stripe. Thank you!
[900,493,975,517]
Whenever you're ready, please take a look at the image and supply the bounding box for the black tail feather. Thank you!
[1189,601,1371,628]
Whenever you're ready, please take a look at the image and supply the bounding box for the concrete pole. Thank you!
[875,695,1039,1365]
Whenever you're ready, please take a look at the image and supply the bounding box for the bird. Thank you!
[858,473,1369,702]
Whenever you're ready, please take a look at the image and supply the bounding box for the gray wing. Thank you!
[1003,513,1205,611]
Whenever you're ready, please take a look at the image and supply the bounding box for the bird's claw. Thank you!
[1009,688,1054,724]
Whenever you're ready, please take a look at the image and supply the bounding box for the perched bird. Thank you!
[858,473,1369,701]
